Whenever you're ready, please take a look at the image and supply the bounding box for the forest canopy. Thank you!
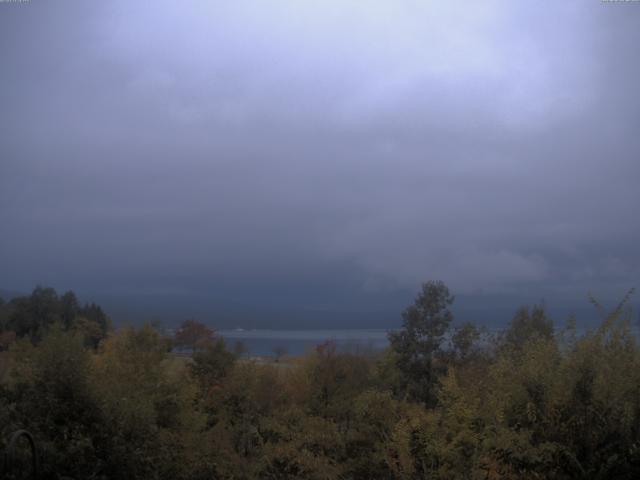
[1,283,639,479]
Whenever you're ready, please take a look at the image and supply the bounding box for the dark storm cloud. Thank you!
[1,1,639,325]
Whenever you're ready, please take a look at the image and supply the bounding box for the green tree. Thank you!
[78,301,111,342]
[92,323,199,479]
[0,297,7,329]
[451,322,482,363]
[8,286,61,341]
[503,304,553,350]
[59,290,79,330]
[73,315,106,348]
[190,338,236,392]
[388,280,454,405]
[5,326,103,479]
[2,287,110,345]
[305,340,372,421]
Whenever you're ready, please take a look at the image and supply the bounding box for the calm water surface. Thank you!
[218,329,390,356]
[217,326,640,357]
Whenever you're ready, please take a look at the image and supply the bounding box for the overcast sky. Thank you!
[1,1,639,327]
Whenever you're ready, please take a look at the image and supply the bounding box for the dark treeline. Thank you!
[1,282,639,479]
[0,286,111,349]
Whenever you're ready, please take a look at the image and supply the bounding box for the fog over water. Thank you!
[1,1,639,328]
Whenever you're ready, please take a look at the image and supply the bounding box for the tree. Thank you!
[388,280,454,405]
[190,338,236,390]
[77,301,111,339]
[73,316,105,349]
[60,290,79,330]
[92,323,197,479]
[305,340,372,420]
[174,319,215,352]
[503,304,553,350]
[2,287,111,345]
[6,326,103,479]
[0,296,11,332]
[8,286,62,341]
[451,322,481,363]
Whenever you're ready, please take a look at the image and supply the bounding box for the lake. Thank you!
[218,329,391,356]
[217,325,640,357]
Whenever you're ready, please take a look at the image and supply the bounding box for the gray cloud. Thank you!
[1,0,639,326]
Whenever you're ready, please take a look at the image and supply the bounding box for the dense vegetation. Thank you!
[1,283,639,479]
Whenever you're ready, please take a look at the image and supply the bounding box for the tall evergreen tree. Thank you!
[388,280,454,405]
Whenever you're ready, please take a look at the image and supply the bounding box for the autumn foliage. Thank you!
[1,284,639,479]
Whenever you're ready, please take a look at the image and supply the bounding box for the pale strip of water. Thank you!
[218,326,640,357]
[218,329,390,356]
